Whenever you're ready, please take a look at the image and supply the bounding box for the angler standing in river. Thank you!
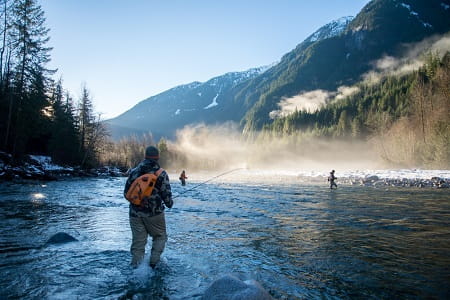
[179,170,188,186]
[328,169,337,189]
[124,146,173,268]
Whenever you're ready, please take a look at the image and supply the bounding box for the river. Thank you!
[1,172,449,299]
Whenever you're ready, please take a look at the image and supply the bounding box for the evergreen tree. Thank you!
[0,0,54,158]
[23,68,51,154]
[158,138,170,167]
[336,110,350,137]
[78,84,109,168]
[78,84,93,155]
[48,79,80,164]
[0,0,15,151]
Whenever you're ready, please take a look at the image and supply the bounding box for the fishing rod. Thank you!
[172,168,245,199]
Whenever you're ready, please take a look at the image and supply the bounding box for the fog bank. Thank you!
[169,123,382,173]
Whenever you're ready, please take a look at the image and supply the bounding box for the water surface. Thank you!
[1,176,449,299]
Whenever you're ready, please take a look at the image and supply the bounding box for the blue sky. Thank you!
[40,0,370,119]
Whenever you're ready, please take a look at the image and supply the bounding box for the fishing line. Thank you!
[172,168,245,199]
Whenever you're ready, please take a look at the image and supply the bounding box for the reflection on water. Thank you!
[0,177,449,299]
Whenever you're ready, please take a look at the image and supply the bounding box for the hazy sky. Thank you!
[40,0,370,119]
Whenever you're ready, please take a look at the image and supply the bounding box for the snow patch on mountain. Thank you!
[204,93,219,109]
[173,82,202,91]
[399,2,433,28]
[306,16,354,43]
[400,3,412,10]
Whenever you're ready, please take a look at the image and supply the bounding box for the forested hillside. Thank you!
[261,53,450,167]
[239,0,450,132]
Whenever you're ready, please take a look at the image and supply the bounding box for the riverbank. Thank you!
[192,168,450,189]
[297,169,450,188]
[1,152,449,188]
[0,152,125,181]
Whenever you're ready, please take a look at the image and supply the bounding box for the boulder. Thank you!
[365,175,379,182]
[202,274,273,300]
[46,232,78,245]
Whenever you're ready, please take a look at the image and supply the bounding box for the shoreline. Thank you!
[1,153,449,189]
[167,169,450,189]
[0,153,125,182]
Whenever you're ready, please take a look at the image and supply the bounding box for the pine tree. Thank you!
[158,138,170,167]
[78,84,93,154]
[5,0,53,158]
[48,79,80,164]
[0,0,15,151]
[78,84,109,168]
[12,0,52,92]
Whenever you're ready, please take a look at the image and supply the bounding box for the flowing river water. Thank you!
[0,173,449,299]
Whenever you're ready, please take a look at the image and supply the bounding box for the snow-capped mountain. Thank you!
[106,66,270,140]
[105,15,355,141]
[106,0,450,140]
[240,0,450,131]
[305,16,354,43]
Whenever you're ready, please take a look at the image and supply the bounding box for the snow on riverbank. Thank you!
[0,152,124,181]
[182,168,450,188]
[206,168,450,181]
[297,168,450,180]
[1,151,449,188]
[28,155,74,172]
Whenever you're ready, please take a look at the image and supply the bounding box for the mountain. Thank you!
[106,0,450,140]
[304,16,354,44]
[106,66,270,140]
[106,16,352,141]
[239,0,450,132]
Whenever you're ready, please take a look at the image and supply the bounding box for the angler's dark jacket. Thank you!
[124,159,173,217]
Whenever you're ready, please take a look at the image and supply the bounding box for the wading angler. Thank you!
[124,146,173,268]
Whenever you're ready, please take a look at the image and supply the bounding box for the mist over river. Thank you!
[1,171,449,299]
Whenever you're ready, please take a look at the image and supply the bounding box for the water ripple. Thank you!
[0,180,449,299]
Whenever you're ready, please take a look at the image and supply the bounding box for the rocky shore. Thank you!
[290,174,449,189]
[0,152,125,181]
[343,175,449,189]
[1,151,449,189]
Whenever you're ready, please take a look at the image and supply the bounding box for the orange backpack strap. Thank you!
[155,168,164,177]
[142,168,164,194]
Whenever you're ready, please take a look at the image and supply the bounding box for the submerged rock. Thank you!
[46,232,78,245]
[202,274,273,300]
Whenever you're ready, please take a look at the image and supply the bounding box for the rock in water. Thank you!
[202,274,273,300]
[46,232,78,244]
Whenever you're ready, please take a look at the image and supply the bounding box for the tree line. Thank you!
[0,0,169,171]
[260,52,450,168]
[0,0,107,168]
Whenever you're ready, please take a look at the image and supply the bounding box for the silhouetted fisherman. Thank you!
[328,170,337,189]
[179,170,188,186]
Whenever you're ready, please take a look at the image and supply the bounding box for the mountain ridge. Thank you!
[106,65,271,139]
[106,0,450,141]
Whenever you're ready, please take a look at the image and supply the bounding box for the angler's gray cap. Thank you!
[145,146,159,160]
